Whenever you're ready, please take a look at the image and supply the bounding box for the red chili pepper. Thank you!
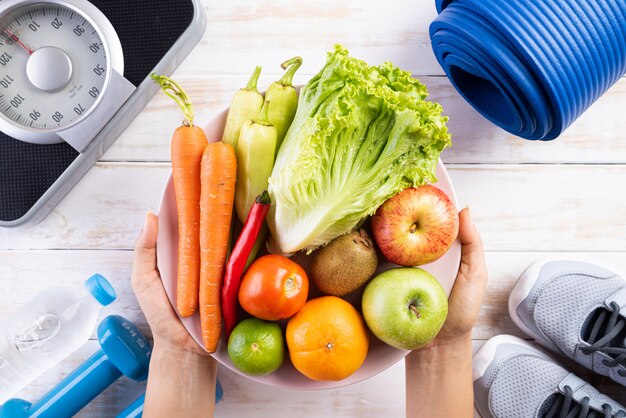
[222,190,271,339]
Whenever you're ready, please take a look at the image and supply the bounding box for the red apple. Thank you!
[372,185,459,266]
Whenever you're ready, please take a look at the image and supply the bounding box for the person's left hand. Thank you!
[131,212,210,358]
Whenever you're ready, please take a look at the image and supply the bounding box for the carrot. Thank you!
[151,73,207,318]
[200,141,237,352]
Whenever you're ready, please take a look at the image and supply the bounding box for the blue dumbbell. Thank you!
[117,379,223,418]
[0,315,151,418]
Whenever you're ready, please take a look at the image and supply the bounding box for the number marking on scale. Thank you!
[0,3,108,130]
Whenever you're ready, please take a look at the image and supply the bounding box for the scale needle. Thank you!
[3,28,33,55]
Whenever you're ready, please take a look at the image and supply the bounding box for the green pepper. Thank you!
[235,100,277,224]
[266,56,302,155]
[222,66,264,150]
[244,223,268,270]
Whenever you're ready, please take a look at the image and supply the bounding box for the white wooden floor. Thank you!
[1,0,625,416]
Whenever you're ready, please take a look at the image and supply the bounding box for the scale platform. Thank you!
[0,0,205,227]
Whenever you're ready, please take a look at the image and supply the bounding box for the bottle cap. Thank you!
[85,274,117,306]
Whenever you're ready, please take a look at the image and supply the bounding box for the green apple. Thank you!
[361,267,448,350]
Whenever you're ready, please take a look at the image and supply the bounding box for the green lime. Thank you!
[227,318,285,376]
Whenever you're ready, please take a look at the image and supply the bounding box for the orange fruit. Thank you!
[286,296,369,381]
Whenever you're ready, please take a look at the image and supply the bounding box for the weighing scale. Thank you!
[0,0,205,227]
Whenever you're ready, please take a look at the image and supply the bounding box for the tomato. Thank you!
[239,254,309,321]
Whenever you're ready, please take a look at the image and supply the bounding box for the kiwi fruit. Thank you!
[311,229,378,296]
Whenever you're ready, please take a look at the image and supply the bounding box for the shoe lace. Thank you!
[544,385,626,418]
[581,302,626,376]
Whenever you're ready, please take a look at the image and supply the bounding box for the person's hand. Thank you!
[404,209,486,417]
[134,213,217,418]
[131,212,210,358]
[422,206,488,350]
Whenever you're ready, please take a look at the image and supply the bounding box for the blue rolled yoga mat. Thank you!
[430,0,626,140]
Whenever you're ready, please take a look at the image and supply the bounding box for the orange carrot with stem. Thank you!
[200,141,237,352]
[151,73,207,318]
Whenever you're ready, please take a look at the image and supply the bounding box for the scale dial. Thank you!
[0,4,107,130]
[0,0,129,149]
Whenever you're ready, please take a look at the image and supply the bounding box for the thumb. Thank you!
[437,207,488,340]
[448,207,488,314]
[133,212,159,278]
[459,207,484,263]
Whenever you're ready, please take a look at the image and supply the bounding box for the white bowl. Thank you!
[156,107,461,390]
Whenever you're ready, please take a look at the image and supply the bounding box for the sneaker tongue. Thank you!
[581,308,603,343]
[542,387,621,418]
[581,307,626,349]
[538,394,559,416]
[580,307,608,344]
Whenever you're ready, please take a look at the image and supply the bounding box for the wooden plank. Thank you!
[1,250,625,339]
[215,361,404,418]
[10,341,625,418]
[103,75,626,164]
[183,0,626,86]
[0,163,171,251]
[2,163,626,251]
[11,341,404,418]
[179,0,442,77]
[449,164,626,252]
[438,79,626,164]
[3,250,625,412]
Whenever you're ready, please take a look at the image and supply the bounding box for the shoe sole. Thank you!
[472,335,548,381]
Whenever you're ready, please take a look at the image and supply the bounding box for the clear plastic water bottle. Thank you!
[0,274,116,402]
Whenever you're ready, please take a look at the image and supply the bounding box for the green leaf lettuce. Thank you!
[268,45,451,253]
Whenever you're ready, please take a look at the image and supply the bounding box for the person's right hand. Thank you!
[131,212,211,358]
[415,206,488,351]
[134,213,217,418]
[405,207,487,418]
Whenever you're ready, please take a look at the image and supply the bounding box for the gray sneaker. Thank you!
[473,335,626,418]
[509,259,626,386]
